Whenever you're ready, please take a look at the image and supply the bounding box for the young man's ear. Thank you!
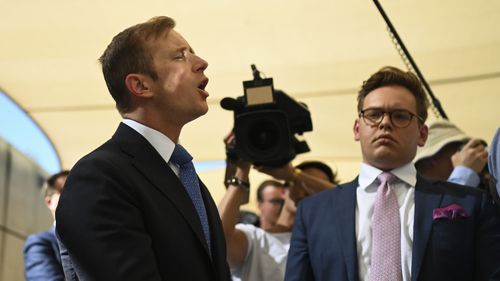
[418,124,429,147]
[125,74,153,98]
[353,119,361,142]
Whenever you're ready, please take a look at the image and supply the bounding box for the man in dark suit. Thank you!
[284,66,500,281]
[56,16,230,281]
[24,170,69,281]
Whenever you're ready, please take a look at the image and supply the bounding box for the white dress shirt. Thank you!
[121,119,180,177]
[356,162,417,281]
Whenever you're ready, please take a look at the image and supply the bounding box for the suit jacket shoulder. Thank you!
[286,178,359,281]
[24,227,64,281]
[56,123,230,281]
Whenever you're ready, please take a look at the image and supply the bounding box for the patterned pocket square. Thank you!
[433,204,469,220]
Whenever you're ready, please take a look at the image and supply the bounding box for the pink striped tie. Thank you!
[370,172,402,281]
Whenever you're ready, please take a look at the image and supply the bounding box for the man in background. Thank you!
[414,119,488,188]
[255,180,286,230]
[488,128,500,202]
[219,158,336,281]
[24,170,69,281]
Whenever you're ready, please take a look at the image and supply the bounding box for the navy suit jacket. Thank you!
[24,226,64,281]
[285,175,500,281]
[56,123,231,281]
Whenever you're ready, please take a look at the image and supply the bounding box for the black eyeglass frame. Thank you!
[359,108,424,128]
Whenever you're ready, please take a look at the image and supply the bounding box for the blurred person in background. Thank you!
[24,170,69,281]
[414,119,488,188]
[255,179,286,230]
[488,128,500,204]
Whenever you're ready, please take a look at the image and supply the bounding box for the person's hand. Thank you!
[223,131,251,179]
[255,162,294,181]
[451,138,488,173]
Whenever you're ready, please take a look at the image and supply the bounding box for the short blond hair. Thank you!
[99,16,176,113]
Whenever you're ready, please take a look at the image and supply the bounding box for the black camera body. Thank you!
[221,65,313,166]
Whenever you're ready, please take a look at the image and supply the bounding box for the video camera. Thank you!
[220,65,313,166]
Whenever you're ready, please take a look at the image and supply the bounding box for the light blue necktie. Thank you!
[170,144,212,255]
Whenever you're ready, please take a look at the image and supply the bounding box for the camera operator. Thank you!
[414,119,489,188]
[218,134,337,281]
[254,180,286,230]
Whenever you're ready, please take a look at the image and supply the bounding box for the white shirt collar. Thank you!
[358,161,417,190]
[121,119,176,164]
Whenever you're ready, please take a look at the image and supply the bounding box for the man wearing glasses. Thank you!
[256,180,286,230]
[285,66,500,281]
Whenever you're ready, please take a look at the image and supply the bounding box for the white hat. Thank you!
[414,119,470,163]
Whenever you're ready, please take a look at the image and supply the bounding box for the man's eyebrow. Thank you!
[362,107,411,111]
[176,46,195,54]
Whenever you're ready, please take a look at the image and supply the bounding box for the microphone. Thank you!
[220,97,243,111]
[251,64,262,80]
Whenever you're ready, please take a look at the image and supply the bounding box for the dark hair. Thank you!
[99,16,176,113]
[296,161,339,185]
[256,180,284,202]
[357,66,428,122]
[43,170,70,197]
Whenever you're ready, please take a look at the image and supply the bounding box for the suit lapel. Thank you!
[411,175,443,281]
[333,178,359,281]
[50,226,62,265]
[112,124,210,257]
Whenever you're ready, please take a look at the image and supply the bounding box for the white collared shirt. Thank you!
[121,119,180,177]
[356,162,416,281]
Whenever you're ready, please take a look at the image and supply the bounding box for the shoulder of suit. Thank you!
[298,178,357,208]
[25,230,55,244]
[417,174,485,196]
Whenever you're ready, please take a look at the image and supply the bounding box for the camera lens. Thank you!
[247,120,280,152]
[234,110,295,166]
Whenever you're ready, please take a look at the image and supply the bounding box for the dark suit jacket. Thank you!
[56,123,231,281]
[24,226,64,281]
[285,175,500,281]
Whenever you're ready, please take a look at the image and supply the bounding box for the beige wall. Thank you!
[0,139,52,281]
